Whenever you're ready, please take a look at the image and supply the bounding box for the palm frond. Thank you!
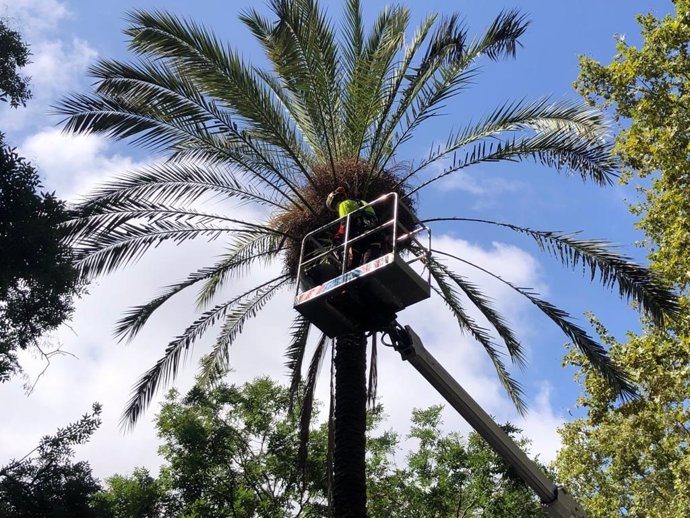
[371,10,530,172]
[285,315,312,412]
[77,160,289,211]
[241,0,342,167]
[398,98,615,188]
[427,255,526,413]
[297,333,330,472]
[430,254,526,368]
[114,233,282,342]
[367,334,378,408]
[124,9,316,186]
[120,274,290,428]
[425,218,680,325]
[67,204,288,278]
[407,128,617,197]
[342,4,408,158]
[432,248,637,400]
[195,233,284,308]
[196,276,291,388]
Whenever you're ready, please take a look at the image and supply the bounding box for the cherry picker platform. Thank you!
[293,192,431,337]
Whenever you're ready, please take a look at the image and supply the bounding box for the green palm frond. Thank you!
[285,314,312,411]
[241,0,341,167]
[433,248,637,400]
[195,233,284,308]
[124,10,316,180]
[428,255,526,413]
[425,218,680,325]
[77,161,289,211]
[341,4,408,158]
[407,128,616,197]
[197,276,291,388]
[430,255,526,368]
[114,233,281,342]
[398,98,615,189]
[371,10,529,172]
[67,205,287,277]
[121,274,289,428]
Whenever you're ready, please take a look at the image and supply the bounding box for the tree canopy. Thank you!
[0,404,103,518]
[555,2,690,516]
[0,134,81,383]
[94,376,546,517]
[0,19,31,108]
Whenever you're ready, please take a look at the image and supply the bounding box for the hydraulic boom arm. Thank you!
[388,324,588,518]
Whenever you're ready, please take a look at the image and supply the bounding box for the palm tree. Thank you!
[58,2,678,516]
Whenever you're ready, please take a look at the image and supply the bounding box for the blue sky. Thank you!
[0,0,675,480]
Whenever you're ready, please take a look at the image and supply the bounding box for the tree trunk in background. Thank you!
[333,333,367,517]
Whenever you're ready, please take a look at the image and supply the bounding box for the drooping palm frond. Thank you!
[285,314,312,412]
[432,248,637,400]
[427,255,526,413]
[297,333,330,471]
[196,276,291,388]
[113,233,281,342]
[367,333,378,408]
[121,274,290,428]
[431,255,526,367]
[424,218,680,325]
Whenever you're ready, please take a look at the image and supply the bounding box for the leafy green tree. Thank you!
[0,404,103,517]
[368,406,547,518]
[58,2,678,514]
[576,0,690,290]
[0,19,31,108]
[0,133,81,382]
[556,2,690,516]
[100,378,547,517]
[0,22,80,383]
[153,377,329,517]
[92,468,167,518]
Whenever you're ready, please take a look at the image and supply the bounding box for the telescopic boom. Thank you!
[390,325,588,518]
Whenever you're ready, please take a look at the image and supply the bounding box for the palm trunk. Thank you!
[333,332,367,517]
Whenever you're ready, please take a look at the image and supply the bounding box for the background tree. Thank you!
[91,468,167,518]
[368,406,547,518]
[57,2,679,515]
[0,135,81,382]
[0,21,80,384]
[153,377,329,517]
[555,2,690,516]
[0,404,103,518]
[97,377,546,517]
[0,19,31,107]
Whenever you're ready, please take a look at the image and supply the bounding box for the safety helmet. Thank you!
[326,186,346,212]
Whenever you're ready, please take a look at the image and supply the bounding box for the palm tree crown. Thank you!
[59,0,677,431]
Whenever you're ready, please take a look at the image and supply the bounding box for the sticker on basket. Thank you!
[295,253,393,305]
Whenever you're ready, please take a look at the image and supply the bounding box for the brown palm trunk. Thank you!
[332,332,367,517]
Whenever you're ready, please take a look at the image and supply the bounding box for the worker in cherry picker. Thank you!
[326,186,382,268]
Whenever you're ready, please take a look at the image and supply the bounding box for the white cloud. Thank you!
[0,0,96,134]
[1,0,70,38]
[19,128,138,199]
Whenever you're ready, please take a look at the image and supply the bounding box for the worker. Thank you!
[326,186,382,268]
